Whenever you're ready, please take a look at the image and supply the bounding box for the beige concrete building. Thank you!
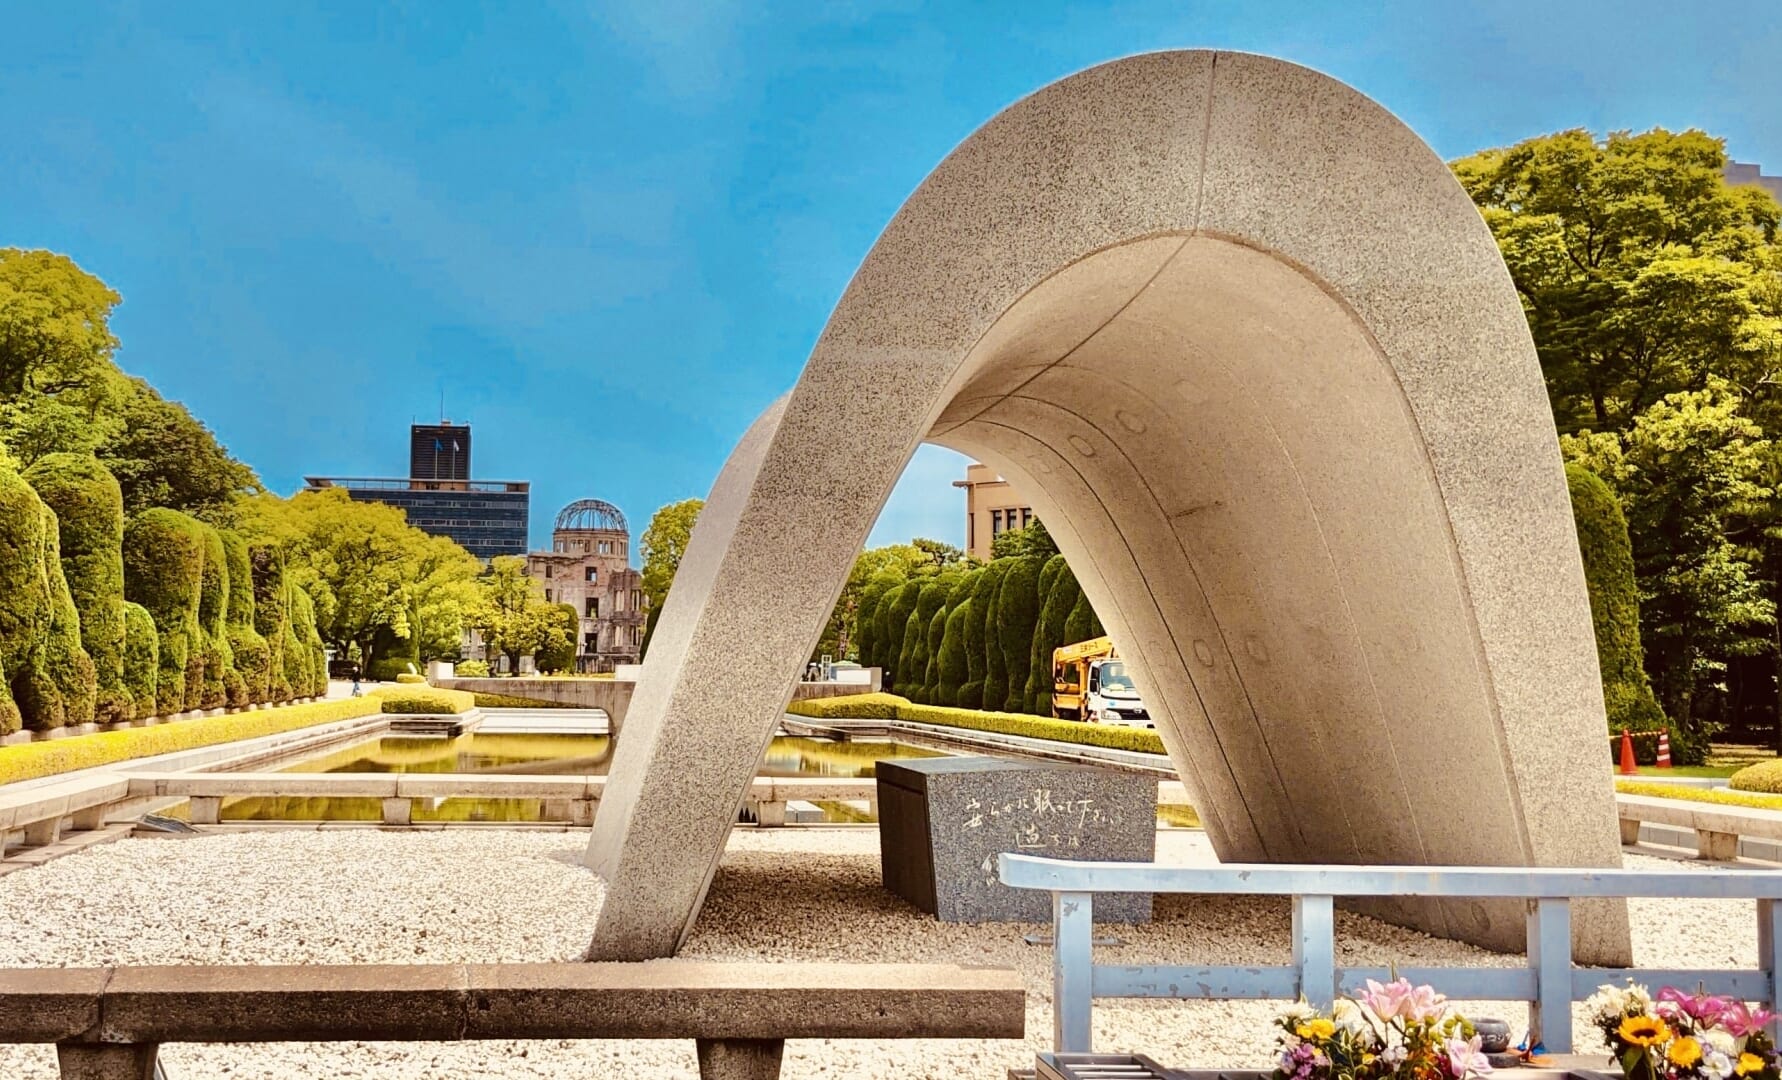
[1726,161,1782,204]
[524,500,647,673]
[953,462,1034,561]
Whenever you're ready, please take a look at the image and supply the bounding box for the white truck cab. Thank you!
[1086,658,1151,728]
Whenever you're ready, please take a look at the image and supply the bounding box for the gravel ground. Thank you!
[0,828,1754,1079]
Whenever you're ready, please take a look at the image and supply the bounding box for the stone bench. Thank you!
[6,960,1024,1079]
[1616,793,1782,860]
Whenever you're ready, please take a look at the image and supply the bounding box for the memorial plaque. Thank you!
[875,756,1156,923]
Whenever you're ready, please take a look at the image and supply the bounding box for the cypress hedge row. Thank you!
[995,555,1045,713]
[0,455,327,735]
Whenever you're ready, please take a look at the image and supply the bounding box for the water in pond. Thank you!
[207,732,945,823]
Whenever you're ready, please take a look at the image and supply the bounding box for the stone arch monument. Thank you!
[585,50,1630,964]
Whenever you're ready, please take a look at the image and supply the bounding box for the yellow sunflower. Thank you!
[1296,1019,1336,1040]
[1668,1038,1703,1068]
[1618,1016,1670,1047]
[1737,1053,1766,1076]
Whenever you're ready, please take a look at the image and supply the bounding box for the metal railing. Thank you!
[997,854,1782,1056]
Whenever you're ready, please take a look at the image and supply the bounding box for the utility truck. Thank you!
[1051,635,1151,727]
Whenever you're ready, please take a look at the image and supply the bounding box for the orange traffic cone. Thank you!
[1618,731,1638,775]
[1656,731,1672,769]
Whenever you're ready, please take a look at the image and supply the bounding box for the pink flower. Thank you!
[1659,987,1730,1028]
[1720,1002,1776,1039]
[1446,1034,1494,1077]
[1361,978,1414,1020]
[1405,983,1449,1023]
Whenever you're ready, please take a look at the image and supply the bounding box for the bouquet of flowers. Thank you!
[1586,984,1780,1080]
[1271,978,1493,1080]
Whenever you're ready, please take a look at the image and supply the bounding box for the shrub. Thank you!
[1620,779,1782,810]
[786,692,907,720]
[534,602,579,674]
[896,608,923,701]
[936,599,972,706]
[371,685,475,714]
[879,582,923,690]
[219,529,269,706]
[996,555,1045,713]
[1063,590,1097,645]
[24,453,132,723]
[469,691,579,709]
[914,579,951,704]
[192,520,233,709]
[287,587,327,697]
[0,458,98,734]
[0,696,382,786]
[896,700,1167,755]
[366,657,419,681]
[123,508,205,715]
[1730,760,1782,795]
[1566,464,1684,758]
[395,672,427,685]
[980,562,1012,713]
[454,659,490,677]
[121,601,159,718]
[249,543,293,704]
[960,564,998,710]
[1026,555,1076,715]
[787,692,1167,754]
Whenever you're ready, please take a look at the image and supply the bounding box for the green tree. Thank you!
[121,601,158,717]
[878,580,923,691]
[469,555,572,673]
[815,544,930,663]
[0,249,123,464]
[97,376,260,516]
[996,555,1046,712]
[122,508,205,715]
[1567,464,1673,748]
[991,517,1058,560]
[1563,382,1775,729]
[534,603,581,673]
[1026,555,1079,715]
[23,453,132,722]
[639,498,703,612]
[1454,128,1782,433]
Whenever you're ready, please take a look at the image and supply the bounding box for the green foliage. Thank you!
[395,672,427,685]
[121,601,158,718]
[0,454,90,733]
[784,692,906,720]
[534,603,581,673]
[467,690,577,708]
[38,500,97,731]
[1729,760,1782,795]
[454,659,491,677]
[366,656,419,681]
[920,604,947,705]
[936,599,972,707]
[287,586,327,697]
[0,696,381,785]
[191,520,232,709]
[1563,383,1775,731]
[1028,557,1080,715]
[817,546,933,663]
[880,581,923,691]
[371,685,474,715]
[248,543,294,704]
[995,555,1045,713]
[974,561,1013,711]
[788,692,1165,754]
[991,517,1058,560]
[639,497,702,612]
[96,376,260,516]
[0,249,123,463]
[905,579,952,705]
[468,555,573,673]
[23,453,131,723]
[1566,464,1678,748]
[1620,778,1782,809]
[1064,590,1100,646]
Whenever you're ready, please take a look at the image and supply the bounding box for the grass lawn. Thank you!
[1631,764,1741,778]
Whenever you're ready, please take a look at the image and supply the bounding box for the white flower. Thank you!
[1704,1051,1735,1080]
[1707,1031,1738,1056]
[1283,1002,1317,1023]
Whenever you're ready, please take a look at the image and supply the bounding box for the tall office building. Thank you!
[954,462,1035,561]
[305,420,529,561]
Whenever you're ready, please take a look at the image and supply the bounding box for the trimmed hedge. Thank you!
[0,696,382,786]
[786,691,1168,755]
[220,529,270,706]
[193,520,232,710]
[395,672,427,685]
[287,587,327,698]
[371,685,475,715]
[996,555,1045,713]
[1622,778,1782,810]
[0,457,99,734]
[1027,556,1077,715]
[914,578,950,704]
[936,598,972,707]
[786,692,905,720]
[123,508,205,715]
[454,659,491,677]
[1063,590,1097,645]
[249,543,294,704]
[121,601,159,718]
[24,453,131,724]
[366,657,419,681]
[960,563,998,710]
[879,581,922,690]
[1566,464,1680,758]
[469,691,579,709]
[1729,760,1782,795]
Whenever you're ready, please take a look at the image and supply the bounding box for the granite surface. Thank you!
[584,50,1630,965]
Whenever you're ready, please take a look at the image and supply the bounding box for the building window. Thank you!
[584,633,598,653]
[545,589,552,601]
[585,567,597,583]
[544,565,553,578]
[586,598,599,618]
[991,509,1002,535]
[1022,507,1032,528]
[597,540,610,555]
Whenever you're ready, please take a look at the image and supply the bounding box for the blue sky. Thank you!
[5,1,1780,554]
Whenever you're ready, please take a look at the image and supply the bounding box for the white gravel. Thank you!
[0,828,1753,1079]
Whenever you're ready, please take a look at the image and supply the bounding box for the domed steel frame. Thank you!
[554,499,628,535]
